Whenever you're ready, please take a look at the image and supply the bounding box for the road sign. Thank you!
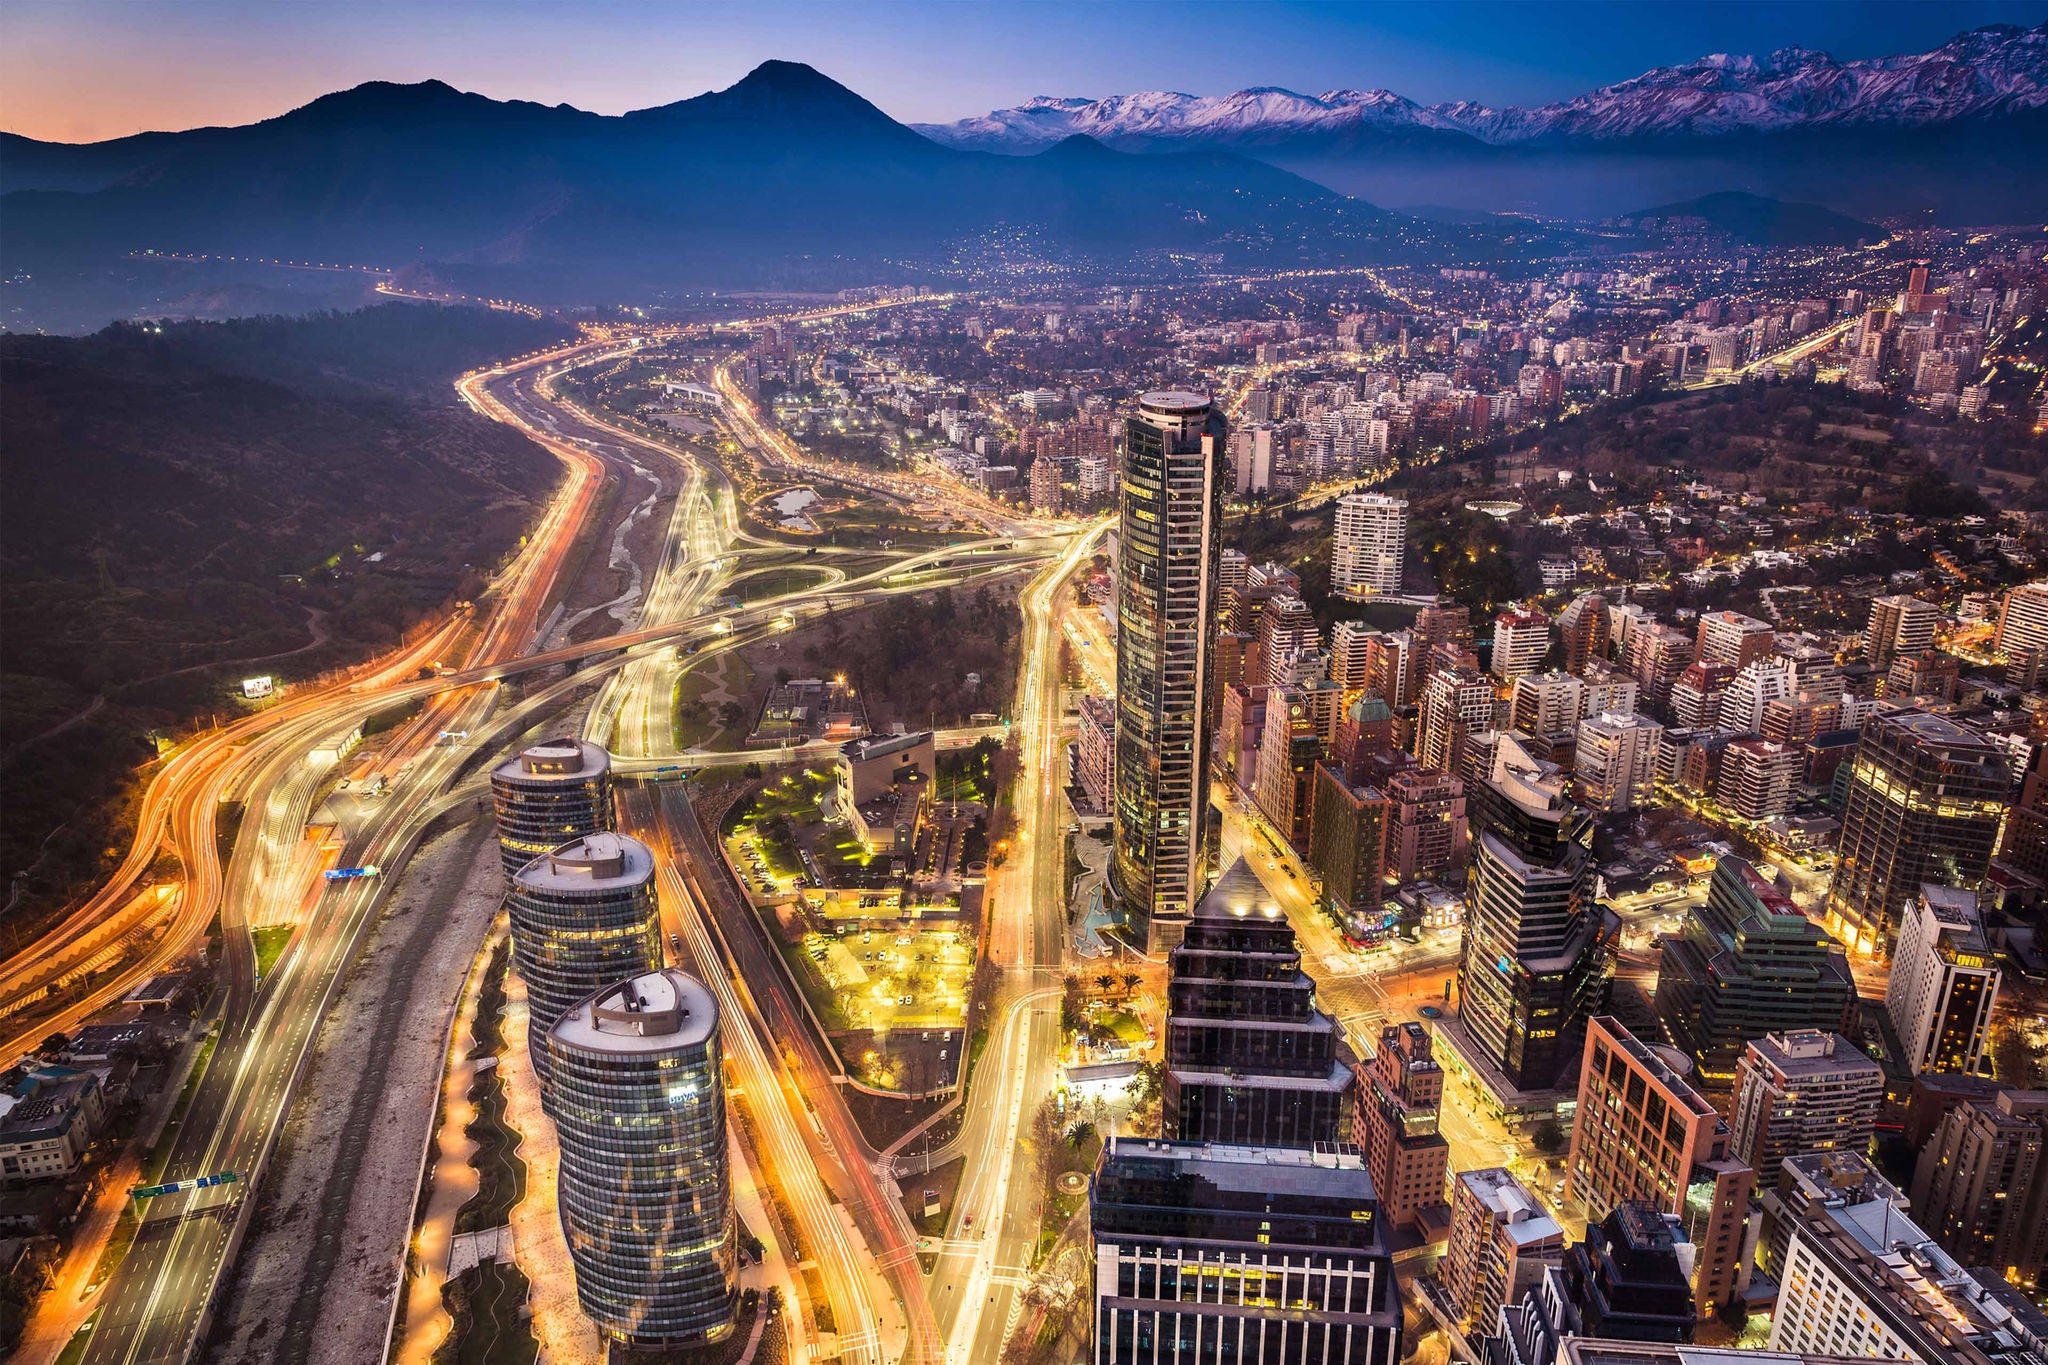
[323,865,381,881]
[132,1171,239,1199]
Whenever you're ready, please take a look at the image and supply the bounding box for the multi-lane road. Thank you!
[20,301,1090,1365]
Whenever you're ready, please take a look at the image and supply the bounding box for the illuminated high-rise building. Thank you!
[509,832,663,1086]
[1333,492,1408,594]
[1864,594,1938,671]
[1825,708,2009,956]
[548,969,736,1348]
[1455,736,1605,1092]
[1112,391,1226,952]
[491,738,615,877]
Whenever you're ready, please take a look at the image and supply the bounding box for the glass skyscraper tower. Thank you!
[1112,390,1226,952]
[490,737,615,878]
[547,968,736,1348]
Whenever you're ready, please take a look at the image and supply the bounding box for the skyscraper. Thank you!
[548,969,736,1348]
[1993,581,2048,661]
[1864,594,1939,671]
[1491,609,1552,683]
[1455,736,1606,1092]
[1162,860,1355,1148]
[1566,1017,1755,1320]
[1443,1168,1565,1334]
[1654,856,1855,1087]
[1354,1022,1450,1235]
[1572,713,1662,814]
[1333,492,1408,595]
[508,832,663,1085]
[1729,1031,1883,1177]
[1309,762,1390,937]
[1113,390,1226,952]
[1090,1140,1402,1365]
[491,738,615,877]
[1694,610,1775,671]
[1887,885,2000,1076]
[1825,708,2009,956]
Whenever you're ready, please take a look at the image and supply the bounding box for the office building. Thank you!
[1866,595,1940,671]
[1573,713,1662,814]
[1492,610,1553,683]
[1113,391,1227,951]
[1331,694,1398,782]
[1654,857,1855,1087]
[1162,860,1355,1148]
[1888,886,2000,1076]
[1256,689,1323,849]
[1772,1146,2045,1365]
[1560,1203,1698,1344]
[1090,1140,1402,1365]
[547,970,736,1348]
[1566,1018,1755,1319]
[509,833,663,1084]
[1443,1168,1565,1333]
[1333,492,1408,594]
[1310,764,1390,936]
[1825,708,2010,957]
[1456,738,1605,1093]
[491,738,615,878]
[1730,1031,1883,1177]
[1354,1022,1450,1236]
[1695,610,1776,671]
[1387,768,1469,885]
[1910,1089,2048,1280]
[1993,581,2048,660]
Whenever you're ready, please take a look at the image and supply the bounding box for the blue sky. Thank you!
[5,0,2045,141]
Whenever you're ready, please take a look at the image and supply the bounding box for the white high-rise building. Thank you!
[1720,660,1794,735]
[1993,581,2048,661]
[1573,713,1664,813]
[1330,620,1379,691]
[1864,594,1938,670]
[1491,609,1552,683]
[1886,886,2000,1076]
[1333,492,1408,594]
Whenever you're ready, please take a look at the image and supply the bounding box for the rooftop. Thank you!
[496,737,609,781]
[550,969,717,1054]
[1458,1167,1564,1246]
[513,831,653,893]
[1192,857,1285,922]
[1102,1137,1377,1200]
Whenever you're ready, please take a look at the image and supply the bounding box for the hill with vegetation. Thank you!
[0,302,570,942]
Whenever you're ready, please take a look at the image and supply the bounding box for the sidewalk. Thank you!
[500,972,605,1365]
[391,922,503,1365]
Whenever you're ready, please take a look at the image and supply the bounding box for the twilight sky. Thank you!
[5,0,2046,143]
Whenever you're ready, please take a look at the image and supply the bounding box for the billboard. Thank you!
[242,676,275,700]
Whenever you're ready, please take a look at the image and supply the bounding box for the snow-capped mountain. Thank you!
[915,23,2048,151]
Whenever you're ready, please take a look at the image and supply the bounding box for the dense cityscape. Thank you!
[6,8,2048,1365]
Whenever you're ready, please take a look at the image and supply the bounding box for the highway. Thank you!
[24,302,1059,1365]
[930,521,1105,1364]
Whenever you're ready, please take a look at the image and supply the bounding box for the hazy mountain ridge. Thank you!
[0,62,1404,299]
[915,23,2048,150]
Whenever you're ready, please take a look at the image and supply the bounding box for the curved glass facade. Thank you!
[548,969,736,1347]
[490,738,615,878]
[507,832,661,1088]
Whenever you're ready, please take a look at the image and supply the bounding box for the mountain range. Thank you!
[0,62,1406,305]
[917,24,2048,220]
